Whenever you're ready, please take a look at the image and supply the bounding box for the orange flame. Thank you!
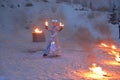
[59,22,64,27]
[115,54,120,62]
[111,45,117,50]
[45,21,48,27]
[100,43,109,48]
[98,42,120,56]
[89,63,107,76]
[34,28,42,33]
[111,50,118,55]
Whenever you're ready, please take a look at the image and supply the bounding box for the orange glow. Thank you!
[45,21,48,27]
[59,22,64,27]
[100,43,109,48]
[103,60,120,66]
[98,42,120,56]
[115,54,120,62]
[111,50,118,55]
[72,70,108,80]
[111,45,117,50]
[89,63,107,76]
[34,28,42,33]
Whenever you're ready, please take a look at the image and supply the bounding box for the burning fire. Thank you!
[111,45,117,50]
[98,42,120,62]
[45,21,48,27]
[59,22,64,27]
[34,28,42,33]
[98,42,119,56]
[89,63,107,76]
[99,43,117,50]
[115,54,120,63]
[100,43,109,48]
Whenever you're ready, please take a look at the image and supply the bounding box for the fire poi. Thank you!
[43,20,64,57]
[32,27,45,42]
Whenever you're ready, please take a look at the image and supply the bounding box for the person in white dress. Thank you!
[43,20,63,57]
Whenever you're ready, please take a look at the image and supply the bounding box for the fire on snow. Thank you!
[98,42,120,62]
[72,63,108,79]
[89,63,107,76]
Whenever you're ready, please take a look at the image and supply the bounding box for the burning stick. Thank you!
[45,21,48,30]
[59,22,64,31]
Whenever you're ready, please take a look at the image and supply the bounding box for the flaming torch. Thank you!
[59,22,64,31]
[45,21,48,30]
[32,27,45,42]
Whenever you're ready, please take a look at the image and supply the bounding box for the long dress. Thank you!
[43,26,61,56]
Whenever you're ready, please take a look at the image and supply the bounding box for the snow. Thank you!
[0,0,120,80]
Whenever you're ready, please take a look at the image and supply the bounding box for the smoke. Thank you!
[94,22,112,39]
[74,27,97,67]
[93,21,116,45]
[74,22,112,66]
[75,27,95,52]
[74,20,114,67]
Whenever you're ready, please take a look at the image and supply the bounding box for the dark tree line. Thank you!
[109,5,120,39]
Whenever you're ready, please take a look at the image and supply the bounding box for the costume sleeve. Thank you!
[44,26,52,32]
[51,31,57,38]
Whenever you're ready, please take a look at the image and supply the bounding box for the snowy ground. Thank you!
[0,1,120,80]
[0,31,120,80]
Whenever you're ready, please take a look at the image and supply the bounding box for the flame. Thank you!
[45,21,48,27]
[98,42,120,56]
[89,63,107,76]
[59,22,64,27]
[103,60,120,66]
[111,45,117,50]
[115,54,120,62]
[34,28,42,33]
[100,43,109,48]
[111,50,118,55]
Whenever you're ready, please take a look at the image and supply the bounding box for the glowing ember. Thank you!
[98,42,120,56]
[104,60,120,66]
[100,43,109,48]
[45,21,48,27]
[34,28,42,33]
[89,63,107,76]
[115,54,120,62]
[111,45,117,50]
[111,50,118,55]
[59,22,64,27]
